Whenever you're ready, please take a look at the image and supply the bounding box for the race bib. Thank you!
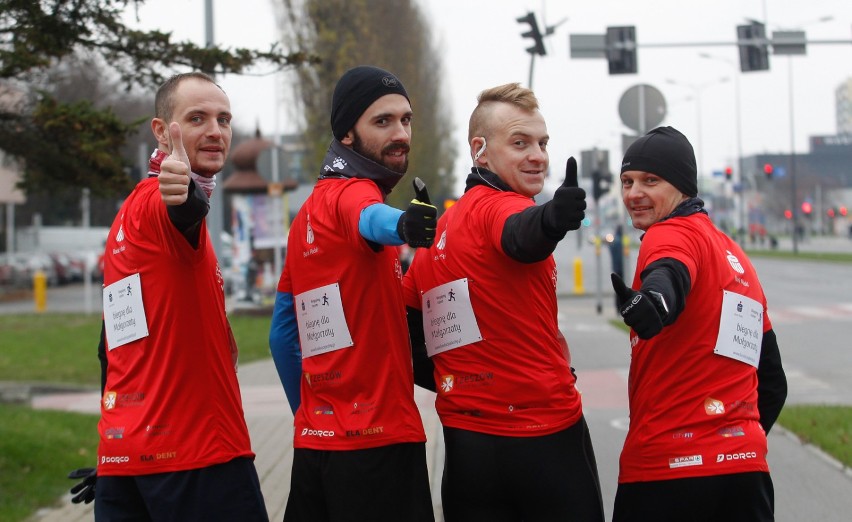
[103,273,149,350]
[295,283,354,358]
[421,278,482,357]
[714,290,763,367]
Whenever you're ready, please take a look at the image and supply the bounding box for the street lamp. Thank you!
[700,52,746,244]
[774,15,833,254]
[664,76,730,177]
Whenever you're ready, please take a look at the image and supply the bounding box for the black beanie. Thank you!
[330,66,409,140]
[620,126,698,197]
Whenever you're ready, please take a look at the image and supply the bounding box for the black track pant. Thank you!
[441,416,604,522]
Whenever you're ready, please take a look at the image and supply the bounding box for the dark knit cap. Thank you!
[620,126,698,197]
[330,66,409,140]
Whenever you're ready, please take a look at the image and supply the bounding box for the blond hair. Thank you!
[467,83,540,141]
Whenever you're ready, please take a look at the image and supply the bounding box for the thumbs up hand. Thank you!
[159,122,191,206]
[398,177,438,248]
[542,157,586,236]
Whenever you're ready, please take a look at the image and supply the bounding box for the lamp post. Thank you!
[664,77,730,177]
[774,15,833,254]
[699,52,746,243]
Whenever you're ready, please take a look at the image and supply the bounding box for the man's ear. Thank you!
[151,118,170,148]
[340,130,354,146]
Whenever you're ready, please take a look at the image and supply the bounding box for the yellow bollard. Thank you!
[33,268,47,312]
[573,256,585,295]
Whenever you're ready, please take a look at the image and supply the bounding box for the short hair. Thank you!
[154,72,222,121]
[468,82,540,141]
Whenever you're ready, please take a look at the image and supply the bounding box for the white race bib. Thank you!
[295,283,354,358]
[421,278,482,357]
[714,290,763,367]
[103,273,149,350]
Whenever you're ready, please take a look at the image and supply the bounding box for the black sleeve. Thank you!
[166,180,209,248]
[407,306,436,392]
[500,205,562,264]
[639,257,692,325]
[98,320,107,397]
[756,328,787,434]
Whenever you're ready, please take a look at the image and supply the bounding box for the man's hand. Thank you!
[611,273,667,340]
[68,467,97,504]
[543,157,586,235]
[159,122,191,206]
[398,177,438,248]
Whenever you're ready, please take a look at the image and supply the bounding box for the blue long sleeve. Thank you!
[269,291,302,414]
[359,203,405,245]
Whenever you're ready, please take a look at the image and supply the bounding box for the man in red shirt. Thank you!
[268,65,437,521]
[402,83,604,521]
[83,72,267,520]
[611,126,787,521]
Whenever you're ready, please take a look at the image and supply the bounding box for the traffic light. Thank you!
[517,12,546,56]
[763,163,774,179]
[737,21,770,72]
[801,201,813,215]
[606,26,637,74]
[840,206,848,217]
[724,166,733,181]
[592,170,612,201]
[827,208,836,218]
[784,209,793,220]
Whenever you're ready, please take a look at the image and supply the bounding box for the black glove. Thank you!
[397,177,437,248]
[542,157,586,236]
[611,273,668,340]
[68,467,97,504]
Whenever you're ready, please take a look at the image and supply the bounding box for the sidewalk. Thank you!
[24,294,852,521]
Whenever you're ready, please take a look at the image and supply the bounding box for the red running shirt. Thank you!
[98,178,254,475]
[278,178,426,450]
[402,185,583,436]
[619,212,772,483]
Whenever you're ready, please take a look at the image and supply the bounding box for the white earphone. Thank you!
[473,138,487,161]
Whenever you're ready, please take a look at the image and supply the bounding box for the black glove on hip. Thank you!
[611,273,668,340]
[68,467,97,504]
[397,177,437,248]
[542,157,586,237]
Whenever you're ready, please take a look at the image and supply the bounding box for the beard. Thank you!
[352,132,409,174]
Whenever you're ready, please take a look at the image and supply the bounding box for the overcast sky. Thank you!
[123,0,852,195]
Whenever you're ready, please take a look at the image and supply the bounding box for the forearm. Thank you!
[407,306,436,392]
[638,258,691,324]
[269,291,303,414]
[501,205,561,263]
[359,203,405,245]
[757,329,787,434]
[166,180,209,247]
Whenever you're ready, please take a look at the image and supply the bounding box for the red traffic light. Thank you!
[763,163,774,178]
[724,166,733,180]
[801,202,812,215]
[784,209,793,219]
[828,208,836,218]
[840,206,848,217]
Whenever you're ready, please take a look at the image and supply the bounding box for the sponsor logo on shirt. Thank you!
[717,426,745,437]
[305,370,343,387]
[103,391,145,410]
[313,405,333,415]
[704,398,725,415]
[716,451,756,462]
[105,427,124,439]
[668,455,703,469]
[100,455,130,465]
[345,426,384,437]
[352,401,376,415]
[672,430,694,439]
[145,424,172,437]
[439,374,454,393]
[300,428,335,438]
[140,451,177,462]
[726,250,745,274]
